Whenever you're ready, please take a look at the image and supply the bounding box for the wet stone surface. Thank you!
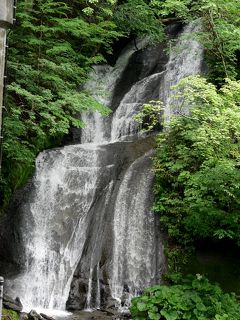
[56,310,131,320]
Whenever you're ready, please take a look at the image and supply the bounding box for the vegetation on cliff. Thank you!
[153,76,240,246]
[150,0,240,263]
[2,308,20,320]
[131,0,240,254]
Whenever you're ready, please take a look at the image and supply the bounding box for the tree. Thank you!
[114,0,164,43]
[152,76,240,246]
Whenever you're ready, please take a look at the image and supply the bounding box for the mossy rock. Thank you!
[2,308,20,320]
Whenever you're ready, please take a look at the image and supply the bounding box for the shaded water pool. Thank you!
[183,241,240,295]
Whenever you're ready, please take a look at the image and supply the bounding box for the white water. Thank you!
[8,22,204,312]
[110,152,164,309]
[110,22,203,141]
[9,145,104,310]
[111,72,164,141]
[161,21,203,120]
[81,38,149,144]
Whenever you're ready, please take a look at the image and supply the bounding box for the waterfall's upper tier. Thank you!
[79,21,204,144]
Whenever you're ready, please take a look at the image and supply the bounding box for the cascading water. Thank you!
[80,38,149,144]
[110,152,164,309]
[161,21,203,120]
[6,145,108,310]
[4,22,204,313]
[110,72,164,141]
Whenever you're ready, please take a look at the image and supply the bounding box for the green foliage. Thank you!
[151,0,240,83]
[151,0,192,20]
[2,308,20,320]
[153,76,240,246]
[164,245,191,274]
[130,274,240,320]
[134,100,163,132]
[81,0,117,20]
[195,0,240,82]
[114,0,165,43]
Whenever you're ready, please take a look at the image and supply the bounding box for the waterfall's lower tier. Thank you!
[67,140,165,311]
[2,137,165,311]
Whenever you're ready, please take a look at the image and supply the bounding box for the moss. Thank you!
[2,308,20,320]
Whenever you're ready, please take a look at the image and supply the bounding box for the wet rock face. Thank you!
[1,180,35,265]
[3,294,23,312]
[58,310,130,320]
[110,42,169,112]
[1,137,163,311]
[110,23,183,112]
[66,278,88,310]
[66,150,165,311]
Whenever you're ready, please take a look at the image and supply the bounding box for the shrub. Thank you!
[130,274,240,320]
[153,76,240,246]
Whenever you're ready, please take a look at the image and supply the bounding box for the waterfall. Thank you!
[161,21,203,120]
[6,145,106,310]
[110,72,164,141]
[110,152,164,310]
[5,22,204,312]
[80,38,149,144]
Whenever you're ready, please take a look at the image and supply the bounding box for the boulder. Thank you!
[3,294,23,312]
[40,313,55,320]
[20,312,29,320]
[28,310,43,320]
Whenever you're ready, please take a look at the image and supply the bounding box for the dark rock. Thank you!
[120,293,129,305]
[15,297,22,306]
[40,313,55,320]
[28,310,43,320]
[66,278,88,310]
[105,297,118,310]
[3,302,22,312]
[105,308,118,317]
[20,312,29,320]
[3,294,23,312]
[110,40,169,112]
[71,310,127,320]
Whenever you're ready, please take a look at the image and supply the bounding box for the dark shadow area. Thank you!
[183,239,240,294]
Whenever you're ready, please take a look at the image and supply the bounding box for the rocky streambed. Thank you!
[2,293,131,320]
[56,310,130,320]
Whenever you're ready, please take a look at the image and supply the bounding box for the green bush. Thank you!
[130,274,240,320]
[153,76,240,246]
[2,308,20,320]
